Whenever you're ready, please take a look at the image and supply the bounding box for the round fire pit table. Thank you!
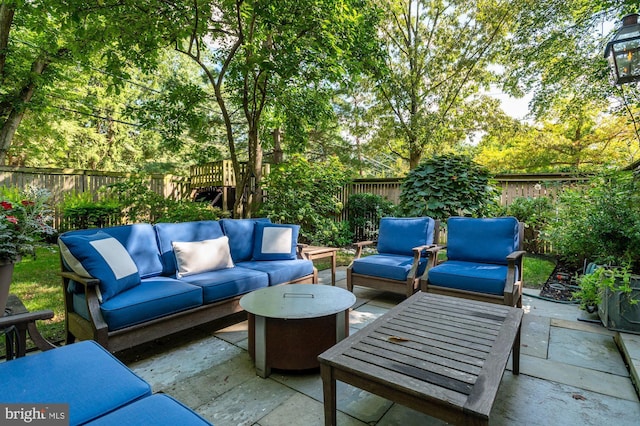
[240,284,356,378]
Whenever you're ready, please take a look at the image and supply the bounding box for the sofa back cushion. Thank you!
[252,222,299,260]
[377,217,436,256]
[154,221,225,275]
[172,236,234,277]
[59,231,141,302]
[59,224,163,279]
[219,218,271,262]
[446,216,520,265]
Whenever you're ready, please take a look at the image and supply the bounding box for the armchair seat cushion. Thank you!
[180,267,269,303]
[351,254,427,282]
[237,259,315,285]
[427,260,508,296]
[101,277,203,331]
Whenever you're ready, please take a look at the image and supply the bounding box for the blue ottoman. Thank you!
[0,341,151,425]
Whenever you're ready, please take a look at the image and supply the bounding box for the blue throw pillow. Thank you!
[59,231,141,302]
[252,223,299,261]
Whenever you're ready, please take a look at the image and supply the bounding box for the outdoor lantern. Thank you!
[604,13,640,85]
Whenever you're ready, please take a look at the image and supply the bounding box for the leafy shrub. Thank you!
[100,176,166,223]
[398,153,499,220]
[544,171,640,271]
[259,155,353,246]
[156,199,230,222]
[503,196,554,253]
[347,193,396,241]
[60,176,229,230]
[60,191,122,231]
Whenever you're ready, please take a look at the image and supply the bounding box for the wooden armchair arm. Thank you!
[59,271,109,341]
[59,271,100,287]
[505,250,526,307]
[506,250,527,283]
[353,240,376,259]
[407,244,436,280]
[418,245,447,288]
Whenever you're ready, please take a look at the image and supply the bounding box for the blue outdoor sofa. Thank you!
[58,219,317,352]
[0,340,211,425]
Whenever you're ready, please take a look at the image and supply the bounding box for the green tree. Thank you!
[0,0,78,164]
[475,99,640,172]
[364,0,515,169]
[75,1,381,216]
[502,0,639,132]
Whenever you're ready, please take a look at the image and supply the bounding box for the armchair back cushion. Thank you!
[446,216,520,265]
[154,221,225,275]
[377,217,436,256]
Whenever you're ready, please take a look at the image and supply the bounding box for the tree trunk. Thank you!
[0,57,48,164]
[272,128,283,164]
[0,3,14,80]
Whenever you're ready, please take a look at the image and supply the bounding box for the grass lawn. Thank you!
[6,245,556,356]
[5,245,66,355]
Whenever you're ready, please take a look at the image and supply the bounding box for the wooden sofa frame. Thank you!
[61,257,317,353]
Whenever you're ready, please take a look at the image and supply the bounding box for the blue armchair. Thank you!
[421,216,525,307]
[347,217,439,298]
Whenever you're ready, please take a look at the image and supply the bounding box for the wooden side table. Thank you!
[1,294,56,360]
[301,246,338,285]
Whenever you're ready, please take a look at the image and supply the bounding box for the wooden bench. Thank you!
[318,292,523,426]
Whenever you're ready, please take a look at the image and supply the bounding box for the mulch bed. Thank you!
[538,261,582,302]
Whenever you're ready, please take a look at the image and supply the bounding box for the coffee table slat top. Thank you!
[318,292,523,422]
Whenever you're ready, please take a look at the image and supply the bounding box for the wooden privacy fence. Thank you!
[336,173,590,223]
[0,166,190,231]
[0,165,589,243]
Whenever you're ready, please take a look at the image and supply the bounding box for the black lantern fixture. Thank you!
[604,13,640,85]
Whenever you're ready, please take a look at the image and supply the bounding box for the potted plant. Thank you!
[544,171,640,332]
[0,185,56,314]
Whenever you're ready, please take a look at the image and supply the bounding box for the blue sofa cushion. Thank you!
[236,259,314,285]
[252,222,299,260]
[220,218,271,262]
[0,340,151,425]
[447,216,519,265]
[377,217,435,256]
[154,221,225,275]
[85,394,212,426]
[351,254,428,281]
[180,267,269,303]
[100,277,203,331]
[427,260,509,295]
[60,224,164,279]
[59,231,141,303]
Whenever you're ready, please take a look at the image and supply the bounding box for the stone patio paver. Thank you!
[127,267,640,425]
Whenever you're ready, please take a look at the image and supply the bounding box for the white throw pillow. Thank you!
[172,236,234,278]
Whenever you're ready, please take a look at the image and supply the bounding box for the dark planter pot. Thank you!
[598,275,640,334]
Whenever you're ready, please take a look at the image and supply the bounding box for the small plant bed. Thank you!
[538,260,581,302]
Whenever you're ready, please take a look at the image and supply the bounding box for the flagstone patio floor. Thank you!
[119,268,640,425]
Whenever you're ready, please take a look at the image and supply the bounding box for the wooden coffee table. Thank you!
[240,284,355,378]
[318,292,523,426]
